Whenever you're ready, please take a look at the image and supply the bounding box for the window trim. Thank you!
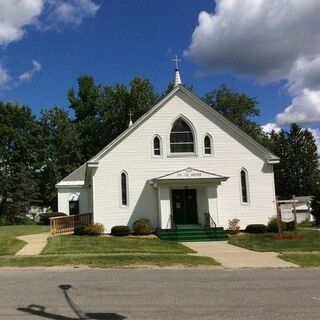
[120,170,129,207]
[239,168,250,205]
[167,114,197,156]
[203,133,213,156]
[152,134,163,157]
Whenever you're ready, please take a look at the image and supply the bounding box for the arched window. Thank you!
[153,136,161,156]
[240,169,249,203]
[121,171,128,206]
[170,118,194,153]
[204,135,212,155]
[68,193,79,215]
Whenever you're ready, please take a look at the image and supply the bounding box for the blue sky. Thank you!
[0,0,319,145]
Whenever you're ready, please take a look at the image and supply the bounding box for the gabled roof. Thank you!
[152,167,228,181]
[56,163,86,186]
[88,85,279,164]
[57,85,279,186]
[148,167,229,187]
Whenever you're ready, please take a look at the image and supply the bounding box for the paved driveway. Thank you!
[182,241,298,268]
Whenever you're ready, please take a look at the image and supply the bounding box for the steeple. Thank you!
[172,55,182,87]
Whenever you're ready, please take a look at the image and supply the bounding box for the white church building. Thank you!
[56,68,279,233]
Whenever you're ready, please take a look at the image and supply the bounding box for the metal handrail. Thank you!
[203,212,217,240]
[166,213,177,240]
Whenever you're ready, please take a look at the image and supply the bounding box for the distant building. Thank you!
[295,196,313,223]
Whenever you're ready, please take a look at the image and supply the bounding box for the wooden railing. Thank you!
[50,213,93,236]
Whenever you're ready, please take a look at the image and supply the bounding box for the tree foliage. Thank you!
[270,124,320,198]
[0,102,44,222]
[0,77,319,223]
[203,85,269,146]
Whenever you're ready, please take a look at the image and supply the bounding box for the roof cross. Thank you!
[172,55,181,70]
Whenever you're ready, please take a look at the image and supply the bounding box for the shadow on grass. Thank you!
[17,284,126,320]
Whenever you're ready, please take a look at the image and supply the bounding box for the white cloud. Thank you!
[185,0,320,128]
[276,89,320,125]
[18,60,42,82]
[44,0,100,30]
[0,0,100,46]
[288,57,320,94]
[0,0,100,89]
[261,123,281,134]
[185,0,320,82]
[0,0,43,46]
[0,64,9,87]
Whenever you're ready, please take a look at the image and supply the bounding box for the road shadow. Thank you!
[17,284,126,320]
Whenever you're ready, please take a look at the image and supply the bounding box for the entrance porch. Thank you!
[148,168,229,241]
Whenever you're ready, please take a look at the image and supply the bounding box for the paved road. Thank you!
[0,268,320,320]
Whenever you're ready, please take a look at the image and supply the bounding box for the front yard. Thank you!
[228,230,320,252]
[0,226,219,268]
[42,235,194,255]
[229,229,320,267]
[0,225,49,255]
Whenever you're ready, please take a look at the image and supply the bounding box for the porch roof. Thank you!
[148,167,229,186]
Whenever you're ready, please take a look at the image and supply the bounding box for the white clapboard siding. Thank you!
[92,90,276,231]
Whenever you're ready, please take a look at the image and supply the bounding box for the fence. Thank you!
[49,213,93,236]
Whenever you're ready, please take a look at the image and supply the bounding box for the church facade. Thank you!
[56,76,279,232]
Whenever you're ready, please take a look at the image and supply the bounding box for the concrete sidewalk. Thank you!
[182,241,298,268]
[15,233,50,256]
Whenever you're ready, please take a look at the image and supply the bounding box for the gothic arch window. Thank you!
[68,193,79,215]
[170,118,194,153]
[204,134,213,155]
[153,135,162,156]
[121,171,128,206]
[240,168,249,204]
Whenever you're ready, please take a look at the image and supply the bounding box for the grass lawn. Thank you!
[0,254,218,268]
[280,253,320,267]
[228,230,320,252]
[42,235,195,255]
[0,225,49,255]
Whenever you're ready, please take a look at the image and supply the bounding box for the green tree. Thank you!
[68,75,160,160]
[311,189,320,225]
[269,129,291,198]
[270,123,319,198]
[203,85,268,146]
[39,107,82,210]
[0,102,43,222]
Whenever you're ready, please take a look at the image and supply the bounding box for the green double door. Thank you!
[172,189,198,225]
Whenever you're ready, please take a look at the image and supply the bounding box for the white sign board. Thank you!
[280,204,294,222]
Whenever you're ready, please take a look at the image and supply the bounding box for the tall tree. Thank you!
[0,102,43,222]
[203,85,268,146]
[38,107,82,210]
[270,123,320,198]
[68,75,159,161]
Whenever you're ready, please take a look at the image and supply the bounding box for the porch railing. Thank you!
[204,212,217,240]
[166,213,177,240]
[50,213,93,236]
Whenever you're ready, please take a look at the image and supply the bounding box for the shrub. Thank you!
[74,225,87,236]
[0,216,10,226]
[132,218,153,235]
[111,225,130,236]
[228,218,240,234]
[74,223,105,236]
[17,217,37,225]
[40,212,67,225]
[84,223,105,236]
[267,216,284,233]
[245,224,267,234]
[284,220,295,231]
